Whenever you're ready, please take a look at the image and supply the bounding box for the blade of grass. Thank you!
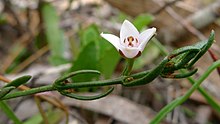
[0,101,22,124]
[185,73,220,114]
[40,2,66,65]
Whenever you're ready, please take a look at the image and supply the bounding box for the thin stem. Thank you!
[0,69,150,101]
[122,59,135,76]
[1,85,55,100]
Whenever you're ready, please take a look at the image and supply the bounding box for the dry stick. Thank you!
[1,34,31,73]
[0,75,69,122]
[1,3,40,73]
[12,46,49,73]
[34,96,49,124]
[153,0,207,41]
[52,96,69,124]
[153,0,182,15]
[2,0,33,72]
[39,94,69,123]
[154,0,220,43]
[3,0,25,32]
[154,0,220,75]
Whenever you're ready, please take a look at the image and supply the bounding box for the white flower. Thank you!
[101,20,156,59]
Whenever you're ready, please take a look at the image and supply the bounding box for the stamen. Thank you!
[127,36,134,42]
[123,36,138,47]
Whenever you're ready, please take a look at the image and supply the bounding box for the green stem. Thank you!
[122,59,134,76]
[150,59,220,124]
[1,78,123,100]
[54,77,124,90]
[1,85,55,100]
[0,70,151,101]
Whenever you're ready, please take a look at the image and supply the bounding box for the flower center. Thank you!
[123,36,139,47]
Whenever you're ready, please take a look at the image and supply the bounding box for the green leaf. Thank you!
[70,41,99,82]
[24,108,64,124]
[98,37,120,79]
[0,76,31,99]
[133,14,154,31]
[80,24,100,47]
[24,112,42,124]
[77,24,120,79]
[71,24,120,81]
[99,46,120,79]
[40,2,66,65]
[97,27,121,78]
[4,75,31,88]
[61,87,114,100]
[0,86,15,99]
[0,101,22,124]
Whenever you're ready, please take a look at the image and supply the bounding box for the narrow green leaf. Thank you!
[153,31,220,118]
[0,86,15,99]
[61,87,114,100]
[0,101,22,124]
[150,55,220,124]
[55,70,100,83]
[40,2,66,65]
[5,75,31,88]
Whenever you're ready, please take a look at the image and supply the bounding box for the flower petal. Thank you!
[101,33,121,50]
[120,47,141,58]
[138,27,156,52]
[120,20,139,44]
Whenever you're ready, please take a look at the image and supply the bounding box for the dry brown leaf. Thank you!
[63,94,156,124]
